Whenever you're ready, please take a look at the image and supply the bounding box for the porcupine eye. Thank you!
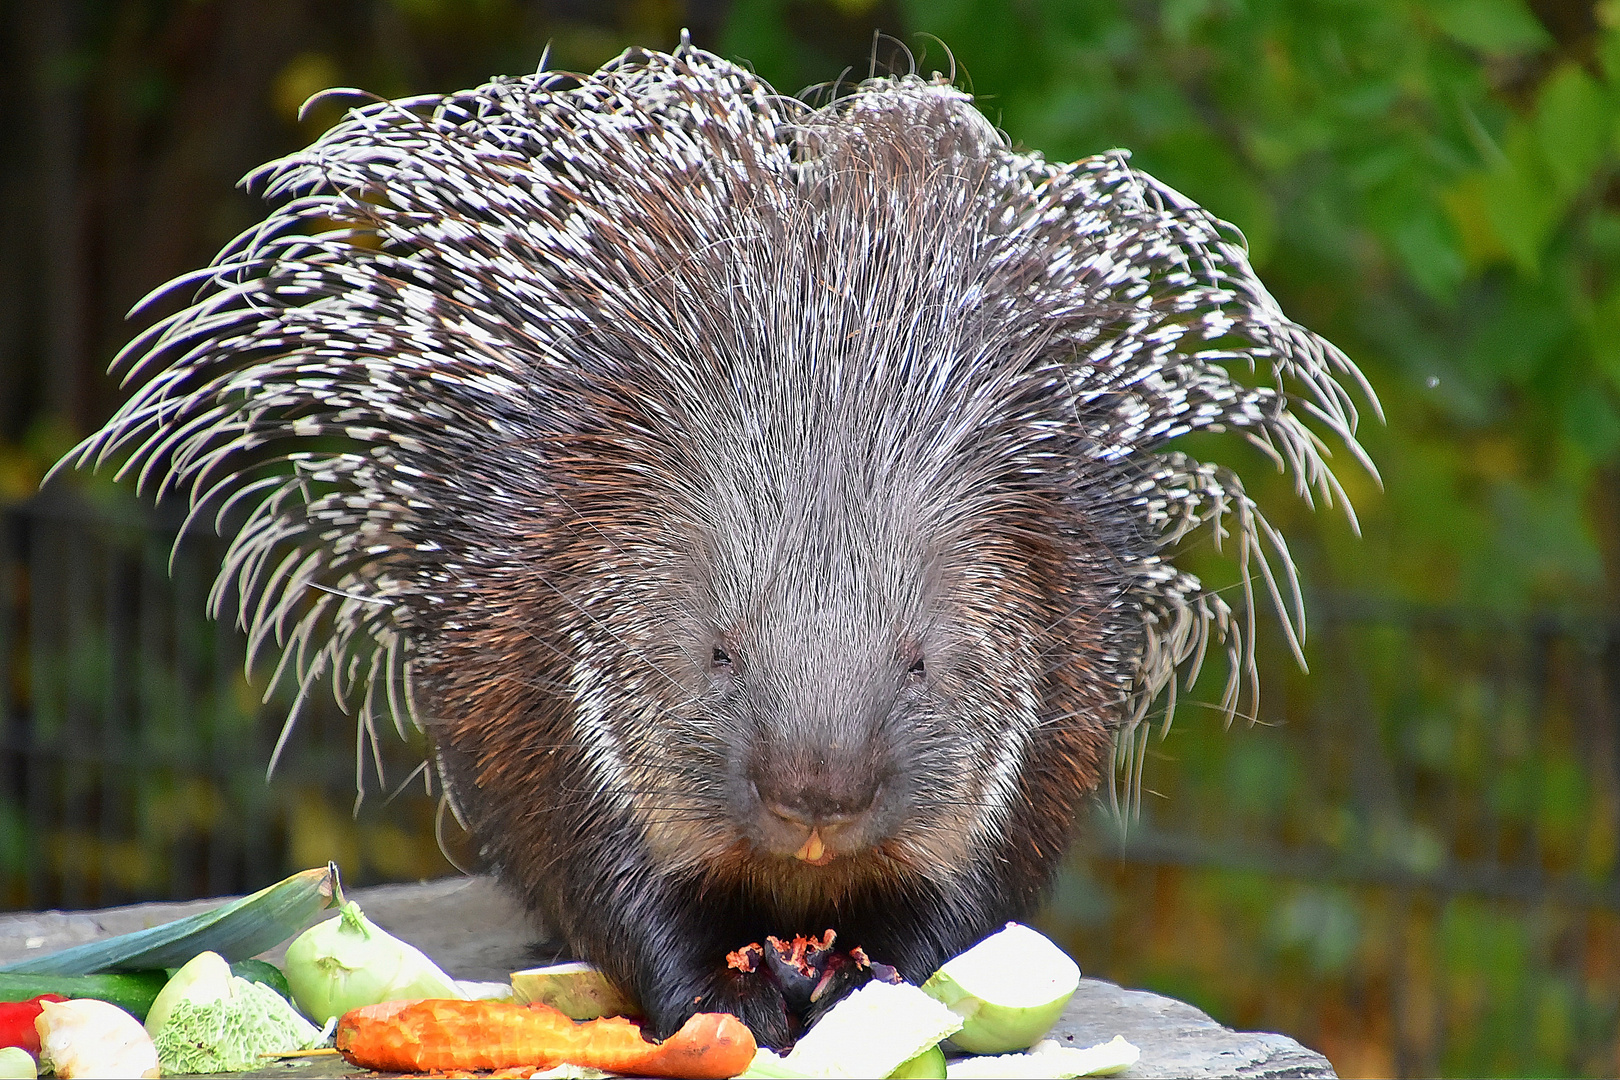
[710,645,733,671]
[906,655,926,684]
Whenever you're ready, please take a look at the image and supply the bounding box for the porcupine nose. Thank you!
[753,770,880,866]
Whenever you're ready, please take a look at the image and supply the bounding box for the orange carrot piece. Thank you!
[334,998,757,1079]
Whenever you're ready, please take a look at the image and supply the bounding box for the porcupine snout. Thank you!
[732,644,921,865]
[747,735,889,865]
[713,564,928,869]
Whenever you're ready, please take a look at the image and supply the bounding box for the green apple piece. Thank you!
[455,979,516,1001]
[0,1047,37,1080]
[921,923,1079,1054]
[888,1043,947,1079]
[509,962,633,1020]
[944,1036,1140,1079]
[783,980,961,1079]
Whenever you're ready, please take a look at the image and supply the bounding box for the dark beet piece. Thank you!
[762,931,838,1012]
[723,930,905,1034]
[850,946,905,986]
[726,943,764,974]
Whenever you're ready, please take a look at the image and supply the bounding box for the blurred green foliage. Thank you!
[771,0,1620,621]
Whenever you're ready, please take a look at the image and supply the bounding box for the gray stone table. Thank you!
[0,876,1335,1078]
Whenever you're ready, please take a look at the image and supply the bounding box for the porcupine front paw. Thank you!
[693,962,793,1049]
[642,960,791,1048]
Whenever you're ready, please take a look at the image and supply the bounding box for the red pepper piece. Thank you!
[0,994,68,1055]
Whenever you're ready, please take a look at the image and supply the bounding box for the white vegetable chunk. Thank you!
[782,980,962,1079]
[943,1035,1141,1079]
[34,998,160,1079]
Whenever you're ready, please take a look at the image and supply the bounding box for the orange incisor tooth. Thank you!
[796,830,828,864]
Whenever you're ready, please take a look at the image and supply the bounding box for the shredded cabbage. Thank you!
[151,979,320,1075]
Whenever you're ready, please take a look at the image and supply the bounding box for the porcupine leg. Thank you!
[632,903,795,1045]
[561,877,794,1046]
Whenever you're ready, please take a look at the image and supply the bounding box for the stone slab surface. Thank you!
[1052,979,1335,1078]
[0,876,1335,1078]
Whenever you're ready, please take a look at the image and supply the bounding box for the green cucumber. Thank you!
[230,958,293,1004]
[0,970,169,1020]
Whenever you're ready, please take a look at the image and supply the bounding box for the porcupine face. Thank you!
[685,491,949,871]
[500,94,1144,906]
[648,448,1119,896]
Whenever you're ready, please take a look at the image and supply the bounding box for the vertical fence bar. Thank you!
[0,507,20,910]
[101,520,126,906]
[24,502,53,909]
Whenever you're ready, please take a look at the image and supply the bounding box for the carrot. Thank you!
[334,997,757,1079]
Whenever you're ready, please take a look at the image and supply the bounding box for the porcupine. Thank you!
[66,38,1377,1045]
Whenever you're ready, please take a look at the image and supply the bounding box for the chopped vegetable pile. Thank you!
[0,863,1139,1079]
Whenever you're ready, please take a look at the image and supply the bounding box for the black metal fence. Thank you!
[0,490,452,912]
[1055,596,1620,1077]
[4,492,1620,1075]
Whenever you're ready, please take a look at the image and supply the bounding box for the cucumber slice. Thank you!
[509,962,632,1020]
[782,980,961,1079]
[943,1035,1140,1078]
[888,1043,947,1079]
[921,923,1079,1054]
